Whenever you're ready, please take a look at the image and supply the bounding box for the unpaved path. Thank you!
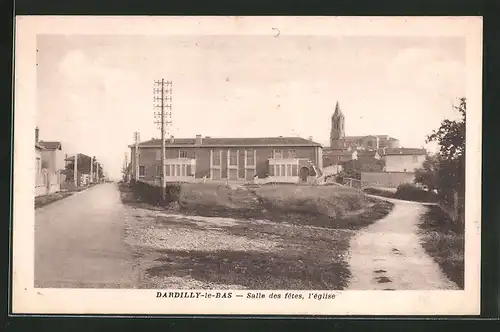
[347,197,459,290]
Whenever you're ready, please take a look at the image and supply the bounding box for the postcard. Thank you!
[12,16,482,315]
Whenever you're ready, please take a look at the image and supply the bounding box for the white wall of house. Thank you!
[384,154,426,172]
[41,149,65,172]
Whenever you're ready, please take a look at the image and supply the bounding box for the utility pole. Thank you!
[123,152,128,182]
[73,153,78,187]
[90,156,94,183]
[134,131,140,181]
[96,161,99,183]
[154,79,173,201]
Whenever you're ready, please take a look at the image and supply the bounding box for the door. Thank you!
[299,167,309,182]
[246,168,256,181]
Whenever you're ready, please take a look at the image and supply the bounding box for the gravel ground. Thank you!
[123,205,355,290]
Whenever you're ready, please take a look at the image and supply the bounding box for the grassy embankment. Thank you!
[418,206,464,289]
[119,182,394,290]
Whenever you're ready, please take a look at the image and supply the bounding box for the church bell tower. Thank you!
[330,101,345,149]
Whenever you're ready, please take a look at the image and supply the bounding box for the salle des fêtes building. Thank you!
[128,135,323,184]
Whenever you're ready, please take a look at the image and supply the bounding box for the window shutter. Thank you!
[269,164,274,176]
[187,164,192,176]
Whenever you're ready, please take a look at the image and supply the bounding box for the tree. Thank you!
[415,97,466,202]
[414,154,440,192]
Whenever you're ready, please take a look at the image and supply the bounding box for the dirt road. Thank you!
[35,183,139,288]
[347,197,459,290]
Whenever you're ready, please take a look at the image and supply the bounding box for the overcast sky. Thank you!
[36,34,465,179]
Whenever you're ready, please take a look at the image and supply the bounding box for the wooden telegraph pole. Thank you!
[134,131,140,181]
[73,153,78,187]
[154,79,173,202]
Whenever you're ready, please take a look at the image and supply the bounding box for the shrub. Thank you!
[395,183,437,202]
[131,181,181,205]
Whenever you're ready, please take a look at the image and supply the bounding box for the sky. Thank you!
[36,34,466,180]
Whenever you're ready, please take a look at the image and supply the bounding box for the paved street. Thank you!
[35,183,139,288]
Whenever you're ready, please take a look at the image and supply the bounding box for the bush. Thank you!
[131,181,181,205]
[395,183,437,203]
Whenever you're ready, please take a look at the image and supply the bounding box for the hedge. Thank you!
[130,180,181,205]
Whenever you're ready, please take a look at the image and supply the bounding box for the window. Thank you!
[273,149,283,159]
[229,150,238,166]
[179,150,188,158]
[246,149,255,166]
[288,149,296,158]
[139,166,145,177]
[412,155,418,163]
[286,165,292,176]
[175,165,180,176]
[213,150,221,166]
[165,165,171,176]
[156,150,161,161]
[156,165,163,176]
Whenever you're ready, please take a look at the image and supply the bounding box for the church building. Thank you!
[328,102,400,153]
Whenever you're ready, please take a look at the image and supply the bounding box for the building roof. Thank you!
[332,101,344,117]
[39,141,62,150]
[323,148,355,157]
[343,135,398,141]
[129,136,322,148]
[357,150,379,158]
[35,143,45,150]
[65,153,92,161]
[384,148,427,156]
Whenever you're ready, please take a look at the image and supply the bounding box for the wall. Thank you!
[361,171,415,188]
[35,169,62,197]
[40,149,66,172]
[384,154,426,172]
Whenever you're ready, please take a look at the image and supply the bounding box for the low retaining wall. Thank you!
[361,171,415,189]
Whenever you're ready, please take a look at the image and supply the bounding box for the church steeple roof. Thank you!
[333,101,343,117]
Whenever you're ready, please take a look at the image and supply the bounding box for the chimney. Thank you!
[308,136,313,141]
[195,134,202,145]
[35,127,39,144]
[169,135,175,143]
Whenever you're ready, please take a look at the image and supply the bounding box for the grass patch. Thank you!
[147,248,350,290]
[418,206,464,289]
[35,192,74,209]
[120,182,394,230]
[363,185,438,203]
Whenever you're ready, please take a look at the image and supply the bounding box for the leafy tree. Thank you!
[415,97,466,202]
[414,154,441,192]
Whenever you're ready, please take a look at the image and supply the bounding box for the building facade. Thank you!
[383,148,427,172]
[129,136,323,184]
[39,141,65,172]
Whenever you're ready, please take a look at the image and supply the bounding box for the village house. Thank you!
[35,132,46,196]
[65,153,97,186]
[128,135,323,184]
[323,148,358,165]
[357,150,381,161]
[35,127,64,196]
[39,140,65,172]
[383,148,427,173]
